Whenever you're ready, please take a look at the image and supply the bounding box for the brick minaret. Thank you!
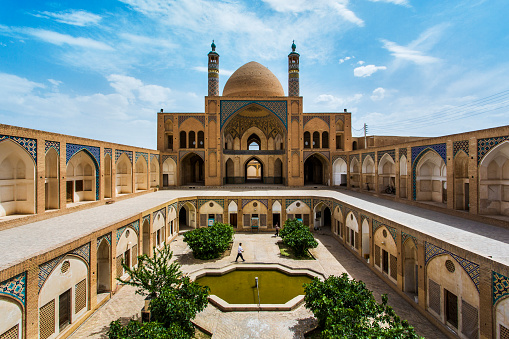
[288,40,300,96]
[208,40,219,96]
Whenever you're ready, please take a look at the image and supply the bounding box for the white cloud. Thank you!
[354,64,387,77]
[48,79,62,87]
[371,87,385,101]
[24,28,113,51]
[357,60,365,65]
[368,0,410,6]
[119,33,178,49]
[381,40,439,65]
[34,10,102,26]
[314,93,362,109]
[339,56,352,64]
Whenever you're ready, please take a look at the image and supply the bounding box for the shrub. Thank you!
[304,274,422,338]
[280,218,318,257]
[183,222,234,259]
[107,319,189,339]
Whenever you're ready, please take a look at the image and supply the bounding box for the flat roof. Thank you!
[1,189,508,271]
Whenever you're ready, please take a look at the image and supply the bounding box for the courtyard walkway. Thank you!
[70,230,448,339]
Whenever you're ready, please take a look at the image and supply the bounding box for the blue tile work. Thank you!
[401,231,417,246]
[153,207,166,221]
[377,149,395,164]
[142,214,151,227]
[220,100,288,129]
[130,220,140,234]
[45,141,60,155]
[150,154,159,162]
[493,271,509,305]
[161,154,177,164]
[453,140,469,157]
[411,143,447,164]
[97,233,112,249]
[208,115,217,123]
[285,198,312,210]
[115,149,133,163]
[116,227,126,244]
[0,135,37,162]
[345,208,359,220]
[477,136,509,164]
[0,272,26,307]
[362,152,375,163]
[425,242,480,292]
[104,148,112,158]
[411,143,447,200]
[333,201,344,215]
[360,214,369,225]
[303,115,330,128]
[178,115,205,128]
[168,202,178,216]
[135,152,148,164]
[399,147,407,158]
[332,154,347,164]
[291,116,299,122]
[66,143,101,200]
[349,154,360,162]
[197,199,225,210]
[179,150,205,161]
[313,199,332,210]
[178,199,197,211]
[372,220,397,243]
[38,243,91,291]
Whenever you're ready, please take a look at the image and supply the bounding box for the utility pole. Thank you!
[364,123,368,149]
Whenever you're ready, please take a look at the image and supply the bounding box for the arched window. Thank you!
[247,133,261,150]
[304,132,310,149]
[313,132,320,148]
[180,131,186,149]
[197,131,204,148]
[188,131,196,148]
[322,131,329,148]
[352,141,358,150]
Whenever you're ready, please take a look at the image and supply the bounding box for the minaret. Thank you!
[288,40,300,96]
[208,40,219,96]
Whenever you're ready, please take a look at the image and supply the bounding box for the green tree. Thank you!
[304,274,422,338]
[280,218,318,257]
[183,222,234,259]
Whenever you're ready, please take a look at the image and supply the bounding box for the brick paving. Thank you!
[70,230,447,339]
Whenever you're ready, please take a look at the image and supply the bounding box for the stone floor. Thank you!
[70,230,448,339]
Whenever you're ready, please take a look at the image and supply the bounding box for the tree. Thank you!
[183,222,234,259]
[280,218,318,257]
[304,274,422,338]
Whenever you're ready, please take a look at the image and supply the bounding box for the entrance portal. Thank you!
[245,158,263,183]
[304,155,326,185]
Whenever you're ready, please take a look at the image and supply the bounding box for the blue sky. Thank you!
[1,0,508,149]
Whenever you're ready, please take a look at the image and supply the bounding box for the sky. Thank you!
[1,0,508,149]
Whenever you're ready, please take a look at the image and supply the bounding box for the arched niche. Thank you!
[67,150,96,203]
[332,158,347,186]
[350,157,360,188]
[180,153,204,185]
[274,158,283,184]
[179,202,196,229]
[104,154,112,198]
[240,127,267,151]
[116,153,132,195]
[378,154,395,194]
[0,297,22,338]
[225,158,235,184]
[454,151,469,210]
[45,148,59,210]
[244,157,263,182]
[479,141,509,216]
[333,206,343,236]
[373,226,397,282]
[495,297,509,338]
[167,206,177,237]
[142,218,150,256]
[150,156,159,188]
[0,139,36,216]
[135,157,148,191]
[415,150,446,203]
[153,211,166,247]
[162,158,176,187]
[243,200,268,227]
[199,200,224,227]
[362,155,375,191]
[304,154,328,185]
[400,154,408,199]
[361,219,370,260]
[228,200,238,227]
[345,212,358,249]
[313,202,331,230]
[403,239,418,296]
[286,200,311,226]
[97,239,111,293]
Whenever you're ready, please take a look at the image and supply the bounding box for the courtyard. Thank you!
[70,228,447,339]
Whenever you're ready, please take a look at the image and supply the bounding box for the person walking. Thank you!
[235,242,245,262]
[275,223,280,237]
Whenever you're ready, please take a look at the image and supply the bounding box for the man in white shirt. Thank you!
[235,242,245,262]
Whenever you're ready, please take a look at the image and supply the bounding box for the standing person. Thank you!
[275,223,280,237]
[235,242,245,262]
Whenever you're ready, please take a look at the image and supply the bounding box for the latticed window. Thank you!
[428,279,441,315]
[390,254,398,281]
[500,324,509,339]
[39,299,55,339]
[0,324,19,339]
[461,299,478,339]
[75,279,87,313]
[132,245,138,266]
[116,255,123,278]
[374,245,380,267]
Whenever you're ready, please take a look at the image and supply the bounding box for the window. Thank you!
[304,132,310,148]
[75,180,83,192]
[313,132,320,148]
[156,229,161,246]
[180,131,186,148]
[198,131,204,148]
[382,249,389,274]
[188,131,196,148]
[167,135,173,150]
[336,134,342,149]
[125,249,131,268]
[322,132,329,148]
[445,289,458,328]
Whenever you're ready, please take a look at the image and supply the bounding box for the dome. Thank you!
[223,61,285,97]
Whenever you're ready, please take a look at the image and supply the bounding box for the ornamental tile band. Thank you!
[362,152,375,163]
[179,115,205,128]
[377,150,395,163]
[197,199,225,210]
[0,272,26,307]
[97,233,112,248]
[220,100,288,129]
[135,152,148,163]
[411,143,447,164]
[425,242,480,292]
[285,198,312,210]
[150,153,159,162]
[142,214,151,227]
[493,271,509,305]
[115,149,133,163]
[104,148,112,157]
[153,207,166,221]
[303,115,330,128]
[401,231,417,245]
[477,135,509,164]
[372,220,397,243]
[45,140,60,155]
[399,148,407,158]
[453,140,469,157]
[66,143,100,200]
[0,135,37,162]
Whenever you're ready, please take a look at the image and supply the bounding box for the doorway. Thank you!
[59,289,71,330]
[66,181,74,203]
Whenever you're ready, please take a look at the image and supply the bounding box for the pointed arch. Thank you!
[378,153,395,194]
[162,157,176,187]
[116,153,132,194]
[97,239,111,293]
[104,154,112,198]
[45,147,59,210]
[135,157,148,191]
[333,158,347,186]
[244,157,264,182]
[479,141,509,216]
[67,150,97,203]
[414,149,446,203]
[150,156,159,188]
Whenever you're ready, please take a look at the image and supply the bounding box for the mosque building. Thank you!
[0,42,508,339]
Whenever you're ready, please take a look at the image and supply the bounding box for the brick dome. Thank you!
[223,61,284,97]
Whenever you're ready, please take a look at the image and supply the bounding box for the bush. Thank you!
[107,319,189,339]
[183,222,234,259]
[280,218,318,257]
[304,274,422,338]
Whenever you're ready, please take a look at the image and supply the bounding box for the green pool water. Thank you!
[195,270,313,304]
